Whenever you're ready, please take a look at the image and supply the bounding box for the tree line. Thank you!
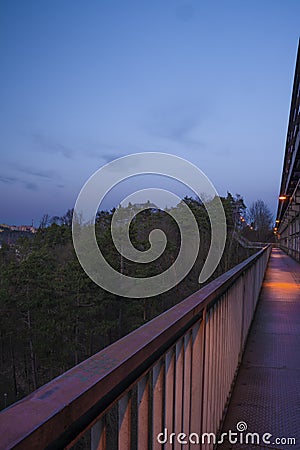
[0,194,273,410]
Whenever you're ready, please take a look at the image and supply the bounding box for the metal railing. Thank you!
[0,246,271,450]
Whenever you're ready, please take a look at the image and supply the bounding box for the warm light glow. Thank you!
[279,195,287,200]
[275,219,280,223]
[264,281,298,291]
[274,227,277,231]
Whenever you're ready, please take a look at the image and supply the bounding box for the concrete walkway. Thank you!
[217,249,300,450]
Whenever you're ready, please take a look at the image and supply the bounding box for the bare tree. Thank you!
[39,214,50,229]
[248,199,273,242]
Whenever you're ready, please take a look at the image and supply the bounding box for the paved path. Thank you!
[217,249,300,450]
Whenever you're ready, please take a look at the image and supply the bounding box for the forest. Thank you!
[0,193,273,410]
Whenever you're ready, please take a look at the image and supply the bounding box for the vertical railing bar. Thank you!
[208,307,213,441]
[211,304,217,436]
[137,374,150,450]
[228,290,232,397]
[164,347,175,450]
[219,300,223,430]
[190,319,203,440]
[216,301,221,430]
[91,416,106,450]
[182,331,192,450]
[214,302,220,437]
[213,304,217,437]
[214,304,218,435]
[222,296,227,415]
[225,294,229,404]
[118,393,132,450]
[221,296,226,426]
[201,307,208,442]
[221,294,225,409]
[152,358,164,450]
[239,274,243,358]
[208,305,213,442]
[174,338,184,450]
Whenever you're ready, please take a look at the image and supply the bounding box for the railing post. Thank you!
[137,375,150,449]
[239,271,246,363]
[182,331,192,448]
[152,359,164,450]
[91,417,106,450]
[118,393,132,450]
[190,320,203,439]
[165,348,175,450]
[174,339,184,450]
[200,307,208,444]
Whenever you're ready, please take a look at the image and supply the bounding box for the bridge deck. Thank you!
[218,248,300,449]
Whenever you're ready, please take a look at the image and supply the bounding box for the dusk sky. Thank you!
[1,1,300,225]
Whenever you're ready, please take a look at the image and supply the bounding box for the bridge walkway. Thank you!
[217,249,300,449]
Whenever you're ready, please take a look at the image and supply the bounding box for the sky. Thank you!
[0,0,300,226]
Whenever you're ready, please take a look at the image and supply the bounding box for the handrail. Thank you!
[0,245,272,450]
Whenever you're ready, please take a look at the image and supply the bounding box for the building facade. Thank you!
[276,40,300,261]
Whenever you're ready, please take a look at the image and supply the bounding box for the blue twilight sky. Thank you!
[0,0,299,225]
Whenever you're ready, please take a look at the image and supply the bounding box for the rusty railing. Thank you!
[0,246,271,450]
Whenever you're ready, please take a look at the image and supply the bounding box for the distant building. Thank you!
[276,40,300,261]
[0,223,37,234]
[17,225,37,233]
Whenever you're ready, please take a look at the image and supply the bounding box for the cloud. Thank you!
[31,133,75,159]
[13,164,58,180]
[82,140,125,161]
[0,163,60,192]
[24,181,38,191]
[100,153,125,163]
[0,174,39,191]
[145,104,206,150]
[30,132,127,163]
[0,175,18,184]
